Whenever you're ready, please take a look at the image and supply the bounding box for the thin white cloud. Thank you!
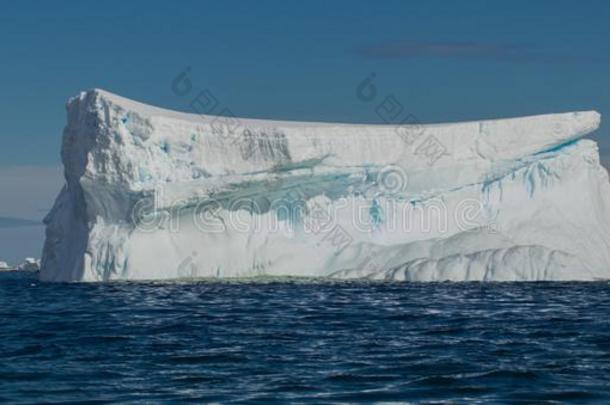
[353,40,607,65]
[355,40,521,60]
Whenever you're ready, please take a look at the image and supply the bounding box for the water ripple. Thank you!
[1,273,610,402]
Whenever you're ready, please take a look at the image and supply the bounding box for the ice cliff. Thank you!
[41,89,610,282]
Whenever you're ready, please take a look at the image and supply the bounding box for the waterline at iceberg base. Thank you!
[41,89,610,282]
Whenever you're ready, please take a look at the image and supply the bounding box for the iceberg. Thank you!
[18,257,40,272]
[0,258,40,272]
[40,89,610,282]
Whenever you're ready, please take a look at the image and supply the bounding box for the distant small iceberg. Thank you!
[0,258,40,272]
[18,258,41,271]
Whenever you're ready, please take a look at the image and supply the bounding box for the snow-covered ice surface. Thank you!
[40,89,610,282]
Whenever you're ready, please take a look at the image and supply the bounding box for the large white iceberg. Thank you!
[40,89,610,282]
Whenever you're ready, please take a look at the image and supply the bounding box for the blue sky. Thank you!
[1,0,610,261]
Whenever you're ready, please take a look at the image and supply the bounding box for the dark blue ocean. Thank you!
[2,272,610,403]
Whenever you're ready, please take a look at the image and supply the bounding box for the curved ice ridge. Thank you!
[40,89,610,282]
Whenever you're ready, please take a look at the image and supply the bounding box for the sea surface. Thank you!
[1,272,610,403]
